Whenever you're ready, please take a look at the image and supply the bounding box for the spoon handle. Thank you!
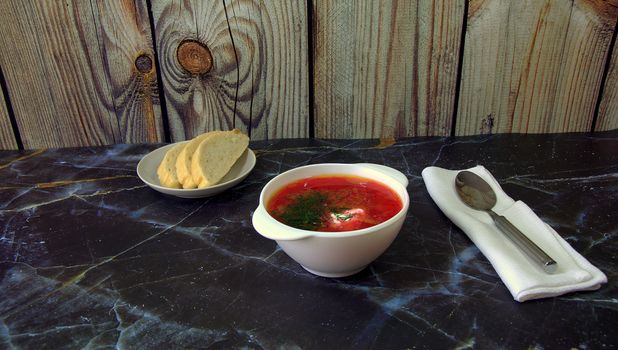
[489,211,557,273]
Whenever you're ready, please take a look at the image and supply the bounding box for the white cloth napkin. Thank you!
[422,165,607,302]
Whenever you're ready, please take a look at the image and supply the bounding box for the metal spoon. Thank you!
[455,171,557,273]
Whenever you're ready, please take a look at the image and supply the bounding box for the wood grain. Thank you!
[0,82,17,150]
[151,0,309,141]
[313,1,464,138]
[0,0,119,148]
[456,0,618,135]
[91,0,165,143]
[596,29,618,131]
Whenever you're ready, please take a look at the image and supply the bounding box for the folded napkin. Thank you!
[422,165,607,302]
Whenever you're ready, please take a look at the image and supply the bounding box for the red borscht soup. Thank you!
[266,175,403,232]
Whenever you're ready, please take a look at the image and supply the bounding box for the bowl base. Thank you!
[301,265,367,278]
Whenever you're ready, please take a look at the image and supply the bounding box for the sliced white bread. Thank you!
[175,132,215,189]
[191,129,249,188]
[156,142,186,188]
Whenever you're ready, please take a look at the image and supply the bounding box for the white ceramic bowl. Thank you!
[252,163,409,277]
[137,142,256,199]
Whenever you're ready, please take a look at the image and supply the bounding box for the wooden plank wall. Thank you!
[0,0,616,149]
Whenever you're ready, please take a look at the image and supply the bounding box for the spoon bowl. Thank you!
[455,171,497,211]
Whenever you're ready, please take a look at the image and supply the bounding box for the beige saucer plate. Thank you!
[137,143,256,199]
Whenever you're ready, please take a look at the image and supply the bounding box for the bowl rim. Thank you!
[257,163,410,239]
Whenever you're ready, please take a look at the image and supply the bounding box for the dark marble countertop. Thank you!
[1,132,617,349]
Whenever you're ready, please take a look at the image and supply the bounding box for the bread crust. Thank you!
[175,132,214,189]
[156,142,186,188]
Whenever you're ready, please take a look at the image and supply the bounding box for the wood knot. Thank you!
[177,40,213,74]
[135,54,153,73]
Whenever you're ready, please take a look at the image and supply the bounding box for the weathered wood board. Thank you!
[456,0,618,135]
[91,0,165,143]
[0,81,17,150]
[0,0,163,149]
[596,31,618,132]
[151,0,309,141]
[313,1,465,138]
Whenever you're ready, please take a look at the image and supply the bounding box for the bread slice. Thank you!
[175,132,215,189]
[191,129,249,188]
[156,142,186,188]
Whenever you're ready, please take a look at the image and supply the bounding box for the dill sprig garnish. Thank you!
[279,192,328,230]
[332,212,354,221]
[329,207,354,221]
